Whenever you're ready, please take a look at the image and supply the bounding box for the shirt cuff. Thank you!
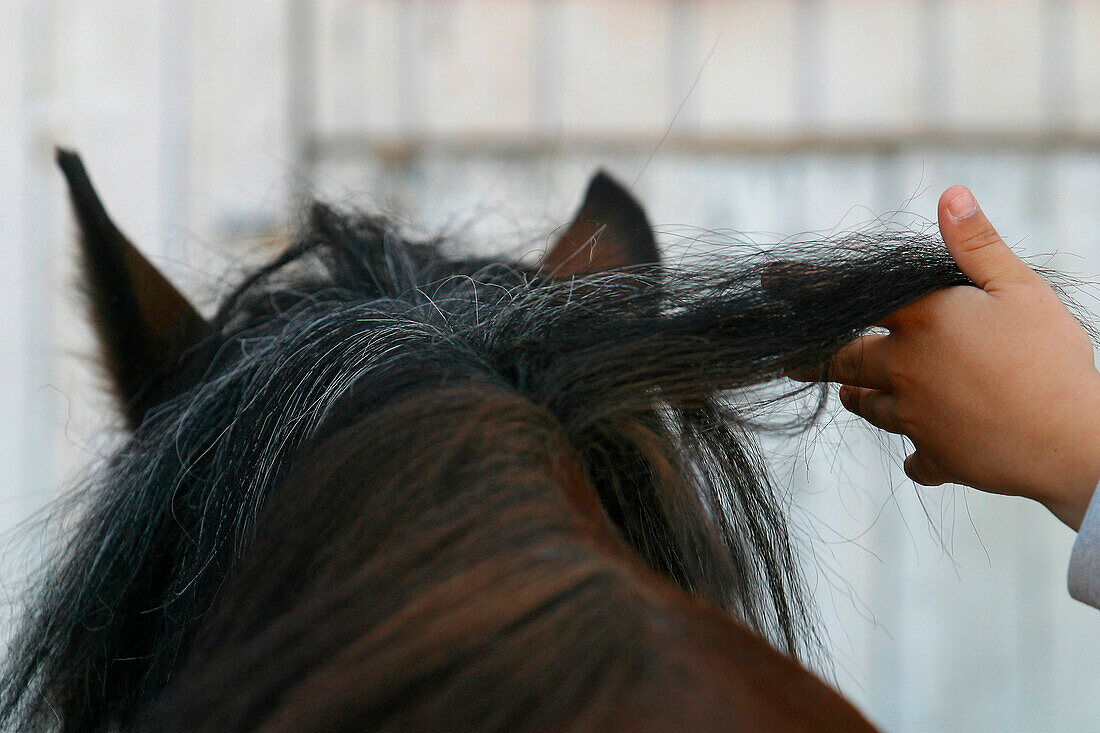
[1068,478,1100,609]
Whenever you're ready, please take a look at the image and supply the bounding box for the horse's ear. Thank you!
[56,149,209,428]
[541,170,661,278]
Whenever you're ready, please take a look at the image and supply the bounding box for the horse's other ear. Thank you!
[56,148,209,428]
[541,170,660,277]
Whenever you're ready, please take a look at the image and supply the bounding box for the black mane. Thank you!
[2,198,970,729]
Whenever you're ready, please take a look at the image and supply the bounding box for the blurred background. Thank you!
[2,1,1100,730]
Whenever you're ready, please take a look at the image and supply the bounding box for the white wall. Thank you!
[2,2,1099,730]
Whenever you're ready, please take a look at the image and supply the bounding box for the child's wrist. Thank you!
[1034,378,1100,530]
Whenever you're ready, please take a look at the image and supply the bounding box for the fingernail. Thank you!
[947,188,978,220]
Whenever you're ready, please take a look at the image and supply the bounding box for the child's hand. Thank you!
[827,186,1100,530]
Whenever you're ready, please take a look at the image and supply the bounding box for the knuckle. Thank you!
[840,387,863,416]
[831,349,859,381]
[850,394,872,422]
[920,456,950,486]
[957,227,1002,253]
[862,394,885,424]
[884,363,909,390]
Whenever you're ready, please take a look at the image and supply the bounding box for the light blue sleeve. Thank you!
[1068,478,1100,609]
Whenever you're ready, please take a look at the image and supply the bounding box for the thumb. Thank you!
[937,186,1034,290]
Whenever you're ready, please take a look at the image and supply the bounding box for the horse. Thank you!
[1,149,972,731]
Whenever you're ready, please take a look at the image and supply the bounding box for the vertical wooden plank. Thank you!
[0,0,37,537]
[315,1,403,136]
[667,0,701,132]
[287,1,316,200]
[533,0,565,132]
[1048,152,1100,272]
[19,1,66,511]
[819,1,922,132]
[418,0,536,133]
[189,1,291,243]
[794,0,825,128]
[1041,0,1075,129]
[555,0,672,133]
[796,153,886,232]
[396,1,429,136]
[695,0,799,131]
[159,0,191,264]
[919,0,951,131]
[0,6,51,632]
[941,0,1046,130]
[1071,0,1100,132]
[52,0,164,242]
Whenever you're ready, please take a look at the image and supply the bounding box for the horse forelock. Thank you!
[3,205,968,730]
